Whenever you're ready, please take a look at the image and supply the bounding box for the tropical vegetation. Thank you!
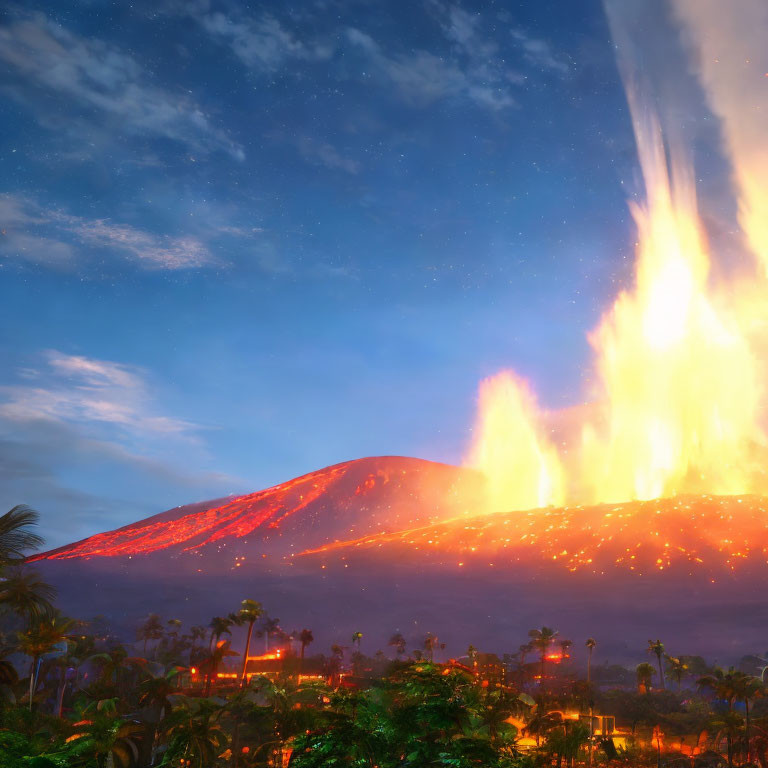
[3,507,768,767]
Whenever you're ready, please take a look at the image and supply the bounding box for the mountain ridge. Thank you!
[31,456,483,562]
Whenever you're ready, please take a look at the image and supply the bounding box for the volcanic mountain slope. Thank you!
[31,456,768,660]
[299,493,768,579]
[32,456,483,562]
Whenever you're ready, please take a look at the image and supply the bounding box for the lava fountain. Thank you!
[469,2,768,513]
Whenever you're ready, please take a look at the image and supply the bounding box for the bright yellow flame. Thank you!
[468,372,564,512]
[584,105,764,502]
[468,100,767,510]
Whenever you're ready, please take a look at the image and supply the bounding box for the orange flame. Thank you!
[469,95,768,511]
[468,373,564,512]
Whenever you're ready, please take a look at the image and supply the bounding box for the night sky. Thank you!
[0,0,697,547]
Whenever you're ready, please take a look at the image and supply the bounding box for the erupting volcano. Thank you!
[29,1,768,657]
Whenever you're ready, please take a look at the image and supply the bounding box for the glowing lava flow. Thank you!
[299,494,768,579]
[30,464,347,560]
[29,457,484,561]
[468,90,768,510]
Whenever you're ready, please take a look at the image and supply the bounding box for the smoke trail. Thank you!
[672,0,768,274]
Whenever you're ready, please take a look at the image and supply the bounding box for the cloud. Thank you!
[510,29,570,75]
[0,351,245,548]
[51,213,213,270]
[0,351,197,440]
[0,11,244,160]
[0,195,214,270]
[0,418,239,549]
[346,27,514,110]
[197,10,330,71]
[295,136,360,174]
[344,4,568,111]
[0,195,75,268]
[164,1,332,73]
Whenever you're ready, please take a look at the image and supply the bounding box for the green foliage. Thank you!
[1,502,766,768]
[289,663,526,768]
[0,506,43,571]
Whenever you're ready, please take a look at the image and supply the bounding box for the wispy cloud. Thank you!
[0,11,244,160]
[0,352,245,548]
[0,194,75,268]
[0,195,214,271]
[169,1,520,112]
[295,136,360,175]
[194,9,332,72]
[346,26,515,111]
[344,3,567,111]
[52,214,213,270]
[0,351,197,440]
[510,29,570,75]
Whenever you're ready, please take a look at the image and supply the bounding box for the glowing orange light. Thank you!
[466,88,768,511]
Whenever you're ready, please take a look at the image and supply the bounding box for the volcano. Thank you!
[32,456,768,661]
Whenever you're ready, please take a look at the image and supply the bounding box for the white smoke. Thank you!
[672,0,768,273]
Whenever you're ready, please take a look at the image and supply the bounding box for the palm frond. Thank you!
[0,505,44,566]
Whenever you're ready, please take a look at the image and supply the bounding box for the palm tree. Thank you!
[647,639,666,690]
[189,625,207,653]
[0,505,43,570]
[699,667,762,766]
[516,642,534,687]
[202,639,238,696]
[709,710,744,768]
[162,696,228,768]
[136,614,164,657]
[166,618,182,638]
[422,633,444,663]
[65,712,143,768]
[585,637,596,765]
[351,631,363,651]
[636,662,656,693]
[585,638,596,684]
[0,568,55,621]
[234,599,264,685]
[208,616,233,652]
[258,615,282,652]
[698,667,740,710]
[666,655,688,689]
[739,675,763,765]
[87,647,148,702]
[528,626,558,684]
[298,629,314,672]
[388,632,406,657]
[138,666,178,712]
[18,613,75,710]
[138,666,180,763]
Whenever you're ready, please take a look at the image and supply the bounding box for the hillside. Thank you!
[29,456,768,660]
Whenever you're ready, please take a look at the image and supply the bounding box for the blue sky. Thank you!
[0,0,655,546]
